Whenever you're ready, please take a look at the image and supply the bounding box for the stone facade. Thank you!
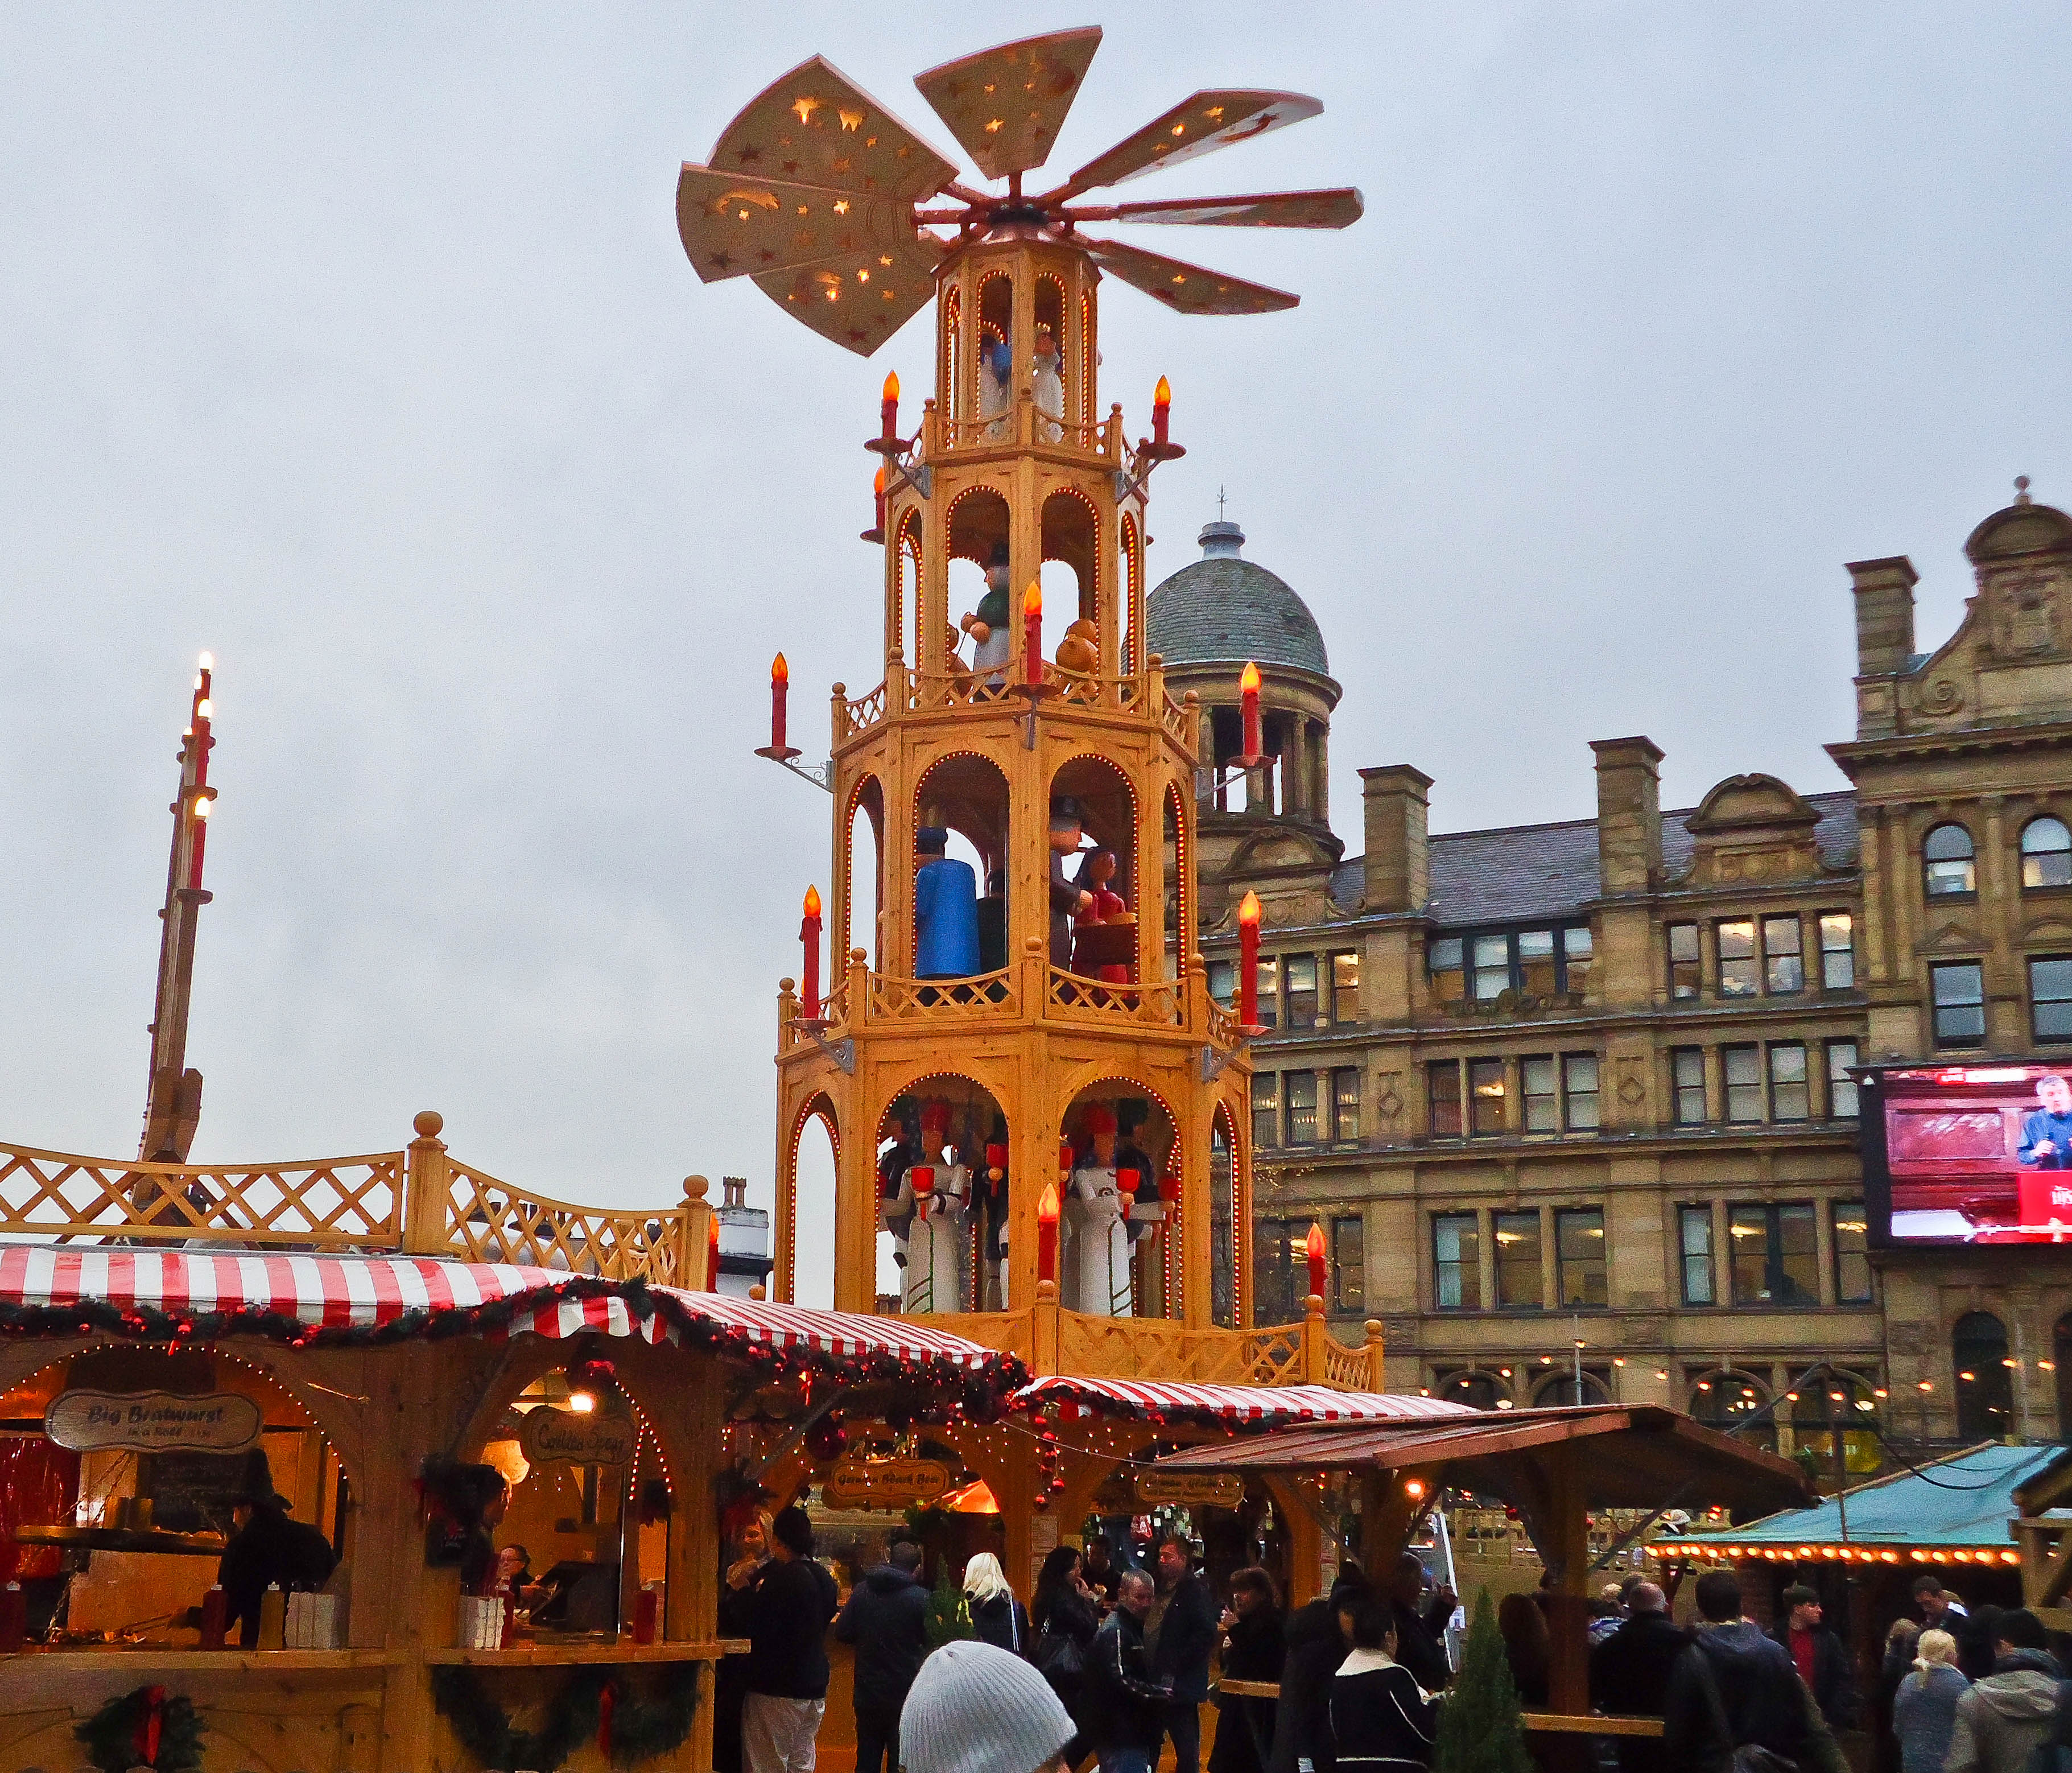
[1181,486,2072,1454]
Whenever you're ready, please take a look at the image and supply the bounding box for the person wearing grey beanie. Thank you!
[901,1639,1078,1773]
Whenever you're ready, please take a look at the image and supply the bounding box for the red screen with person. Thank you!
[1871,1064,2072,1244]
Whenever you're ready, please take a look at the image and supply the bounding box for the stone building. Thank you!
[1155,485,2072,1454]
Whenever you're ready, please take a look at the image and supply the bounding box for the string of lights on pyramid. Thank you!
[676,24,1362,356]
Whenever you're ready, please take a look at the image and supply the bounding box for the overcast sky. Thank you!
[3,4,2068,1306]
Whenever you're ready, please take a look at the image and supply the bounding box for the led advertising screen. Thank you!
[1863,1062,2072,1246]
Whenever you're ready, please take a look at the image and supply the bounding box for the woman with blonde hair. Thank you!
[1893,1627,1968,1773]
[964,1551,1031,1655]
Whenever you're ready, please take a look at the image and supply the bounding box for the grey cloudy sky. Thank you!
[3,4,2067,1307]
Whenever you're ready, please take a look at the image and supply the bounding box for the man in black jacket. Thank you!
[741,1504,841,1773]
[1590,1582,1689,1773]
[1771,1585,1860,1731]
[1150,1538,1219,1773]
[1085,1570,1172,1773]
[836,1541,929,1773]
[1380,1553,1451,1694]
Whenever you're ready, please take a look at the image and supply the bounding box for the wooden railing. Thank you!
[928,402,1118,460]
[441,1159,690,1281]
[829,664,1194,749]
[1046,967,1184,1028]
[868,968,1020,1021]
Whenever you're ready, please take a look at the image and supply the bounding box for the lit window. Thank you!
[1729,1202,1818,1305]
[1833,1202,1872,1304]
[1563,926,1594,997]
[1764,917,1804,995]
[1820,913,1855,989]
[2023,817,2072,890]
[1332,1216,1365,1313]
[1769,1043,1809,1121]
[2032,958,2072,1044]
[1434,1213,1480,1309]
[1332,1067,1361,1142]
[1555,1208,1607,1308]
[1826,1041,1859,1118]
[1668,923,1700,999]
[1723,1045,1764,1121]
[1932,962,1987,1047]
[1285,955,1320,1029]
[1251,1072,1279,1148]
[1286,1071,1319,1144]
[1924,824,1976,897]
[1522,1057,1559,1132]
[1428,939,1464,1009]
[1428,1061,1462,1137]
[1679,1207,1715,1305]
[1518,930,1557,997]
[1718,921,1759,997]
[1256,956,1281,1029]
[1472,934,1509,1002]
[1330,951,1361,1024]
[1493,1211,1541,1308]
[1469,1059,1506,1136]
[1563,1053,1601,1130]
[1672,1048,1707,1124]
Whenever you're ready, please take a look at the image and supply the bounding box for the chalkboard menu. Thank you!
[146,1450,249,1534]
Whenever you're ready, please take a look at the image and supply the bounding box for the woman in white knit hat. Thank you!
[902,1639,1078,1773]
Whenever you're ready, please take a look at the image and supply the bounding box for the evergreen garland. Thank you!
[432,1660,699,1771]
[1431,1591,1532,1773]
[924,1568,973,1648]
[76,1685,205,1773]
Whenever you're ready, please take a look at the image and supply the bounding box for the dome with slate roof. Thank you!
[1148,519,1331,679]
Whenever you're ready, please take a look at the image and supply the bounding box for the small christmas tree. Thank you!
[925,1567,972,1648]
[1432,1591,1532,1773]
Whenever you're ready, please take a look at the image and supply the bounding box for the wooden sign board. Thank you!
[823,1458,951,1510]
[45,1389,261,1455]
[519,1407,636,1469]
[1134,1471,1244,1508]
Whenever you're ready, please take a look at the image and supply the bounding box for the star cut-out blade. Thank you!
[753,229,946,356]
[1093,187,1364,230]
[1051,90,1323,200]
[913,27,1103,181]
[707,54,958,203]
[678,164,917,283]
[1080,237,1298,316]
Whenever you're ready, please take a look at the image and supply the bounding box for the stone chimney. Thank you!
[1359,766,1433,914]
[1591,737,1664,895]
[1846,555,1918,739]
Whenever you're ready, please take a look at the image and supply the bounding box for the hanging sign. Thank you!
[1134,1471,1244,1508]
[519,1407,636,1469]
[45,1389,261,1455]
[823,1457,951,1509]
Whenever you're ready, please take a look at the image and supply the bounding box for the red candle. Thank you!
[1117,1168,1140,1205]
[707,1213,720,1290]
[1306,1220,1327,1301]
[1058,1139,1075,1174]
[1239,661,1262,762]
[910,1165,936,1221]
[770,652,789,752]
[1023,581,1043,685]
[188,656,215,892]
[1037,1182,1060,1283]
[1153,375,1170,446]
[799,885,823,1019]
[1237,890,1261,1029]
[881,370,900,443]
[872,464,886,534]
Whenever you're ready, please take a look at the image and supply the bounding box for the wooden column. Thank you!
[401,1111,449,1255]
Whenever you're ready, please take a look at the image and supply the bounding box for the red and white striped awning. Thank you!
[1014,1375,1475,1425]
[0,1247,1004,1374]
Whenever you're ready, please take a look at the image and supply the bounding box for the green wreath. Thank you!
[432,1661,699,1771]
[76,1685,205,1773]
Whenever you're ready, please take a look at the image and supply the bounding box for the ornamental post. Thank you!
[401,1110,449,1255]
[682,1176,715,1292]
[1301,1292,1327,1383]
[1364,1318,1386,1392]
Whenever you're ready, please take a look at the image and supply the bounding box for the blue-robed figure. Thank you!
[2019,1074,2072,1169]
[913,826,980,979]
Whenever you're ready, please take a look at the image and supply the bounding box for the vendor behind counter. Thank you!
[217,1449,336,1646]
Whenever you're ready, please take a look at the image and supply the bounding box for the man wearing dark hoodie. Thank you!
[1590,1582,1689,1773]
[835,1540,930,1773]
[1269,1573,1368,1773]
[740,1504,842,1773]
[1946,1608,2062,1773]
[1664,1570,1847,1773]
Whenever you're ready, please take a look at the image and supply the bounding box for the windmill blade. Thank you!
[1082,237,1297,316]
[1093,187,1364,230]
[753,228,945,356]
[678,163,917,283]
[913,27,1103,181]
[1051,90,1322,200]
[707,54,958,204]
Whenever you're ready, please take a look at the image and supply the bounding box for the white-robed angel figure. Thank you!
[1031,325,1064,444]
[893,1103,969,1314]
[1066,1104,1159,1317]
[977,331,1013,443]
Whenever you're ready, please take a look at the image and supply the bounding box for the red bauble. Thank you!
[806,1413,848,1463]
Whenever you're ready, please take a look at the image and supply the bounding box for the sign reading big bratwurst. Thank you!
[45,1389,262,1454]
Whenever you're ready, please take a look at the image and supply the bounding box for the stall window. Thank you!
[1285,955,1320,1029]
[1679,1207,1716,1305]
[1717,921,1759,997]
[1563,1054,1601,1130]
[1286,1072,1320,1144]
[1556,1209,1607,1308]
[1826,1041,1860,1118]
[1252,1073,1279,1148]
[2024,818,2072,889]
[1434,1213,1480,1309]
[1820,913,1855,989]
[1522,1057,1558,1132]
[1833,1201,1872,1304]
[1764,917,1805,994]
[1332,1068,1361,1142]
[1332,1216,1365,1313]
[1924,824,1977,898]
[1494,1211,1542,1308]
[1932,962,1987,1047]
[1673,1048,1708,1124]
[2032,958,2072,1044]
[1468,1059,1507,1136]
[1428,1062,1462,1137]
[1729,1202,1818,1305]
[1769,1043,1810,1121]
[1669,923,1700,998]
[1723,1045,1764,1121]
[1330,951,1362,1024]
[1429,939,1465,1009]
[1563,926,1594,997]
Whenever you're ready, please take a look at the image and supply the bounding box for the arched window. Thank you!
[1436,1370,1508,1411]
[2023,817,2072,890]
[1953,1312,2013,1441]
[1924,824,1977,897]
[1534,1370,1610,1408]
[1791,1374,1883,1477]
[1690,1370,1774,1448]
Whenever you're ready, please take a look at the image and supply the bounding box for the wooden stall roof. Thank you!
[1154,1403,1814,1518]
[1015,1375,1474,1425]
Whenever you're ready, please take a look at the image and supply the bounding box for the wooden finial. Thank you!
[750,1283,767,1301]
[413,1110,444,1140]
[683,1176,709,1201]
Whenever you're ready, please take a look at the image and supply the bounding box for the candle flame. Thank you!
[772,652,789,684]
[873,464,886,493]
[192,797,213,821]
[1038,1181,1059,1225]
[195,699,213,720]
[1239,661,1261,695]
[197,650,214,670]
[884,370,899,401]
[803,884,822,918]
[1237,889,1262,927]
[1306,1220,1326,1260]
[1154,375,1171,406]
[1023,581,1042,615]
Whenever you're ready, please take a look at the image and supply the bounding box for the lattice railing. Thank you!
[1204,996,1240,1048]
[1059,1312,1265,1385]
[1240,1325,1306,1386]
[838,682,887,742]
[1047,968,1184,1028]
[0,1141,405,1249]
[1161,692,1195,749]
[443,1160,688,1284]
[1323,1335,1372,1391]
[909,670,1023,714]
[868,969,1020,1021]
[934,413,1111,457]
[1052,672,1148,712]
